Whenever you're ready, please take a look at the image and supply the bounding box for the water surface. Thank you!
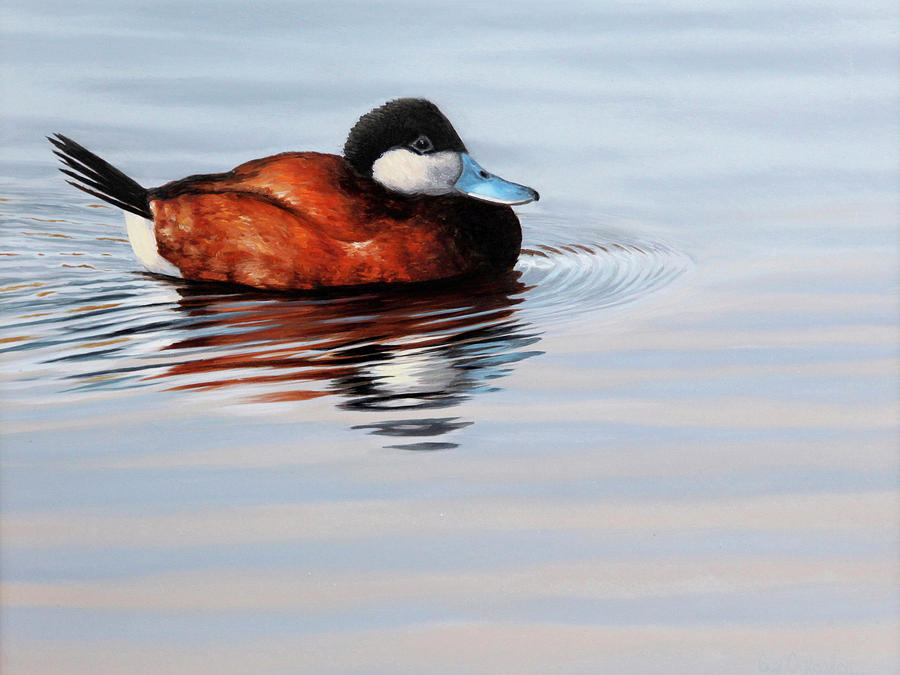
[2,1,899,673]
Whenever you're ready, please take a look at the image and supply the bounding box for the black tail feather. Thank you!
[49,133,152,219]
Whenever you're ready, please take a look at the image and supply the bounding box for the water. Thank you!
[2,1,898,673]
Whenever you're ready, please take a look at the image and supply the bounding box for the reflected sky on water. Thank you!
[1,0,898,672]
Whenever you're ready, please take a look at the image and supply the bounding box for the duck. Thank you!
[49,98,538,291]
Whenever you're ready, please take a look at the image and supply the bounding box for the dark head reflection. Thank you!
[157,272,543,447]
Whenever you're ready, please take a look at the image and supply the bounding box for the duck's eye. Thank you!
[410,135,434,153]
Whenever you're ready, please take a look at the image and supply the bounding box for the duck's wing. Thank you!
[152,187,469,290]
[152,189,345,289]
[150,152,369,240]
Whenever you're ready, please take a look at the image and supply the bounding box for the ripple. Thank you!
[516,216,691,324]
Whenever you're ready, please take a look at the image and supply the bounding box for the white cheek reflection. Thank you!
[371,148,462,196]
[363,350,462,404]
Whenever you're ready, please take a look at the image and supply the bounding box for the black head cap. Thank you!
[343,98,467,176]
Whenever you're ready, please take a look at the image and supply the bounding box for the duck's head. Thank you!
[343,98,539,205]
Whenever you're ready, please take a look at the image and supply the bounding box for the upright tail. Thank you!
[48,134,152,219]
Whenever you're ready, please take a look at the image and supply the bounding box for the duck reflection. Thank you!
[156,272,543,449]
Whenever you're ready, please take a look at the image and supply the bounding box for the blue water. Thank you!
[2,1,899,673]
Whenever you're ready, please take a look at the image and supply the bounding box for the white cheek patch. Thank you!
[371,149,462,196]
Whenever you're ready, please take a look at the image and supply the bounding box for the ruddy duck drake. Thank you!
[49,98,538,290]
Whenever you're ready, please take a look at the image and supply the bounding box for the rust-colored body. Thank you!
[148,152,521,290]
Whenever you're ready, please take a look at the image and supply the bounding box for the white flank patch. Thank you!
[371,149,462,196]
[124,211,182,278]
